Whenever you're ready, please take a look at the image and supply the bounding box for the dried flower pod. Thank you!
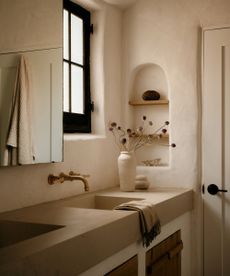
[137,126,143,132]
[108,117,175,152]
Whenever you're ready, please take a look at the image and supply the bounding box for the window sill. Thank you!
[64,133,106,141]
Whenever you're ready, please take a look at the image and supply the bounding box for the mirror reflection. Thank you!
[0,0,63,166]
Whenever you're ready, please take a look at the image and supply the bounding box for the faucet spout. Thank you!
[60,173,89,191]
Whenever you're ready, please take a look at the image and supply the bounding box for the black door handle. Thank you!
[207,184,228,195]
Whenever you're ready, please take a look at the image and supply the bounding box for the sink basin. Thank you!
[0,220,64,248]
[63,194,143,210]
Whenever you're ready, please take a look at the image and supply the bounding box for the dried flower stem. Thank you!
[108,117,175,152]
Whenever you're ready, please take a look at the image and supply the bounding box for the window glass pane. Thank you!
[71,14,83,65]
[63,9,69,60]
[71,65,83,114]
[63,62,69,112]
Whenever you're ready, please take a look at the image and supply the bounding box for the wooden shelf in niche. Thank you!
[160,133,169,139]
[142,133,169,139]
[129,99,169,106]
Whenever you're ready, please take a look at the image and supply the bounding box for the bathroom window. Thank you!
[63,0,92,133]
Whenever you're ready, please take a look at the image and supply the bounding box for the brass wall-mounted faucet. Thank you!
[48,171,89,191]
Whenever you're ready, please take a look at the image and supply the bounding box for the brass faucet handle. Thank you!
[69,171,80,176]
[48,174,65,185]
[58,173,66,182]
[69,171,90,178]
[48,174,57,185]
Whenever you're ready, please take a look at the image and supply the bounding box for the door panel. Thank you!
[203,27,230,276]
[223,44,230,276]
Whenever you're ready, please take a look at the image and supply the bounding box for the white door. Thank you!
[203,27,230,276]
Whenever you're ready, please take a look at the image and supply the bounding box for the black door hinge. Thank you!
[90,101,94,112]
[202,184,205,194]
[90,24,94,34]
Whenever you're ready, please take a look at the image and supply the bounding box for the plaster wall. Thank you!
[122,0,230,188]
[0,1,122,212]
[0,0,62,53]
[121,1,230,275]
[0,0,229,214]
[0,1,229,274]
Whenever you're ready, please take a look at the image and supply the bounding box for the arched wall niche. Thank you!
[128,63,170,167]
[130,63,168,101]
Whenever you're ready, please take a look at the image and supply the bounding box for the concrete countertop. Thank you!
[96,187,193,225]
[0,187,193,275]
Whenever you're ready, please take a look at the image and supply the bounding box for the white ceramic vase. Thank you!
[117,151,136,192]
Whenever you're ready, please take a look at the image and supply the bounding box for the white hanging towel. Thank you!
[4,55,34,165]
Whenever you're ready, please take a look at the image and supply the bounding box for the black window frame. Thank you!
[63,0,92,133]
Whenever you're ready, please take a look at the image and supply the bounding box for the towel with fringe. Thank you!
[114,200,161,247]
[4,55,34,165]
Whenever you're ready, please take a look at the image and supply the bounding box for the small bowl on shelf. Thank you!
[142,90,160,101]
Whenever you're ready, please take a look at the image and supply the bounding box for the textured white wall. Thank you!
[0,0,229,201]
[0,2,122,212]
[0,0,229,204]
[0,0,62,53]
[0,1,229,275]
[1,6,230,275]
[121,1,230,275]
[122,0,230,189]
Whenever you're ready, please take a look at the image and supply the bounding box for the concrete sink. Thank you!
[0,220,64,248]
[62,194,143,210]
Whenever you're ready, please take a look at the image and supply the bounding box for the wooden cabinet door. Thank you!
[146,230,183,276]
[105,255,138,276]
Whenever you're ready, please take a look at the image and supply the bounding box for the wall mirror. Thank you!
[0,0,63,166]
